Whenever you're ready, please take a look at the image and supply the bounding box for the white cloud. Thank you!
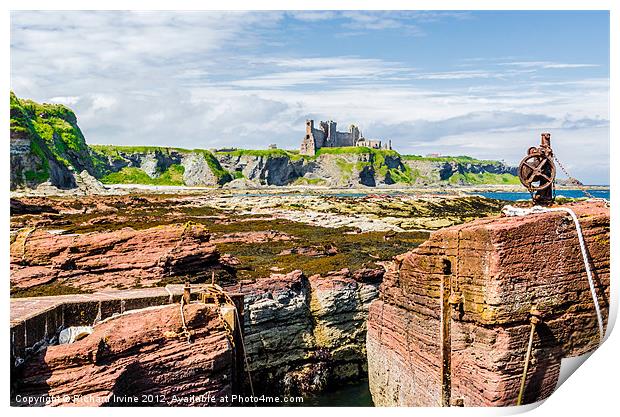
[498,61,598,69]
[49,96,80,106]
[91,95,118,111]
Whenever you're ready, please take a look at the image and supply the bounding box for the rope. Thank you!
[164,285,174,303]
[179,296,191,344]
[196,284,256,399]
[502,205,605,343]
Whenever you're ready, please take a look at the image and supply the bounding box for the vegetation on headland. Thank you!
[401,154,504,166]
[10,91,92,186]
[90,144,192,156]
[10,93,518,188]
[196,150,233,183]
[448,172,521,185]
[216,148,305,161]
[100,164,186,186]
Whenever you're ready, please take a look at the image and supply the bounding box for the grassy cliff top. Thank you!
[11,91,78,128]
[89,144,506,166]
[10,91,91,181]
[315,146,399,157]
[90,144,193,156]
[401,154,503,165]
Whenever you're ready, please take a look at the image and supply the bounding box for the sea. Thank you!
[477,189,610,201]
[240,188,609,201]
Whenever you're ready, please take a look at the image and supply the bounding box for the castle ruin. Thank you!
[300,120,392,155]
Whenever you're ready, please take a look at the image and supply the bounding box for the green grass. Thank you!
[388,165,419,184]
[90,144,191,156]
[324,147,417,184]
[216,148,306,161]
[447,172,520,185]
[91,145,233,185]
[197,150,233,183]
[402,154,502,165]
[316,146,399,158]
[292,177,327,186]
[24,169,49,182]
[100,164,186,186]
[10,91,92,186]
[335,158,354,175]
[232,170,245,179]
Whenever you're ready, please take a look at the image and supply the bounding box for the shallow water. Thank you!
[295,380,374,407]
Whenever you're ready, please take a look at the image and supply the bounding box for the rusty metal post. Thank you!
[440,259,453,407]
[517,309,542,406]
[229,293,245,395]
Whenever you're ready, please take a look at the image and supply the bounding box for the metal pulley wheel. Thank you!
[518,153,556,191]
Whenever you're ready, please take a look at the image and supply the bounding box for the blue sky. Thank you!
[10,11,609,183]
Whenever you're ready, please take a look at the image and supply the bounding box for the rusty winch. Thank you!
[518,133,556,205]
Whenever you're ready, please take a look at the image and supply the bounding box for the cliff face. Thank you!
[232,268,380,395]
[10,94,518,190]
[10,92,92,190]
[90,146,231,187]
[402,157,518,185]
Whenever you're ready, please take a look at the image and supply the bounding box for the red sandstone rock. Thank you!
[367,201,610,407]
[10,223,225,291]
[12,304,233,407]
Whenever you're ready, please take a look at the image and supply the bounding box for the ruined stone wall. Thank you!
[367,201,610,407]
[333,130,356,147]
[300,120,360,154]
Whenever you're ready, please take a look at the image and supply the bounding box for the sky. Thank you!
[10,11,610,184]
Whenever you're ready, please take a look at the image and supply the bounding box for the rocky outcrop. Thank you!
[12,303,234,406]
[181,152,220,186]
[403,158,517,185]
[10,92,94,190]
[10,223,229,292]
[229,268,381,394]
[367,201,610,406]
[300,152,405,187]
[217,153,304,186]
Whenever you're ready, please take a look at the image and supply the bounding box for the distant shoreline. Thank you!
[10,182,608,199]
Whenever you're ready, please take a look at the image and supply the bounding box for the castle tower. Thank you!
[349,124,361,142]
[300,119,317,155]
[326,121,337,145]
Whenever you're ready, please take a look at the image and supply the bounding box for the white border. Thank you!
[2,2,616,416]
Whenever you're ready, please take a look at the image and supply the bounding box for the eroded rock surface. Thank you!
[367,201,610,406]
[229,268,381,394]
[12,304,233,406]
[10,223,228,292]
